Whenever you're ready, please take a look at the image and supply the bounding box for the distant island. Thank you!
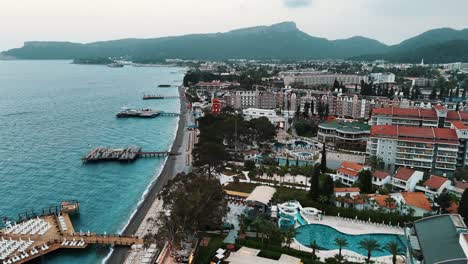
[2,22,468,63]
[73,58,114,65]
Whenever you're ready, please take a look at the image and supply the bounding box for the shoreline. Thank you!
[105,85,189,264]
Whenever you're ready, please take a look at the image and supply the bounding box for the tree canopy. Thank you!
[154,173,229,248]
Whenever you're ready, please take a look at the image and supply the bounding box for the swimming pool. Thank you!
[295,224,406,257]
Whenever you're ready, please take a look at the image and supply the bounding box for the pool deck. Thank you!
[302,215,404,235]
[290,240,403,264]
[290,215,405,264]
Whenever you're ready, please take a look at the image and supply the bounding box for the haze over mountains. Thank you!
[2,22,468,63]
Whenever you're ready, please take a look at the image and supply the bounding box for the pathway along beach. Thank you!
[106,85,191,264]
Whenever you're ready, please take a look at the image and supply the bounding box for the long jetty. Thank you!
[143,94,179,100]
[82,146,179,163]
[0,201,143,264]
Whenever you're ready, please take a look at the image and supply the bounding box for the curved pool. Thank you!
[295,224,405,257]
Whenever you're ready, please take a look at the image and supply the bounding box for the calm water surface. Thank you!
[0,60,185,263]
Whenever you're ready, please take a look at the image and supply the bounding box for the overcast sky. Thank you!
[1,0,467,51]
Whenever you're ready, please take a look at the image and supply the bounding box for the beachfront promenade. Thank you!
[109,86,196,264]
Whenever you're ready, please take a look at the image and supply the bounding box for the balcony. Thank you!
[396,149,433,156]
[436,158,457,164]
[437,151,457,158]
[395,159,432,169]
[438,147,458,152]
[396,154,432,162]
[397,143,434,150]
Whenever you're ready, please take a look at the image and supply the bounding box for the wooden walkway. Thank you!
[0,203,144,264]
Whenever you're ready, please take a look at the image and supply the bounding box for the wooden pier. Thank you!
[0,201,143,264]
[143,94,179,100]
[81,146,142,163]
[82,147,178,163]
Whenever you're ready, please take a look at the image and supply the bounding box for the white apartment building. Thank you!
[283,73,368,87]
[415,175,452,199]
[242,108,285,129]
[372,171,391,188]
[370,73,396,84]
[391,167,424,192]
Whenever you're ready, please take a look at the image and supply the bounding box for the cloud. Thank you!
[282,0,312,8]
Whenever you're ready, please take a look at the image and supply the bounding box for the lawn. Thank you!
[224,182,258,194]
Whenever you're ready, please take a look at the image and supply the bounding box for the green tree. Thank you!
[303,102,311,118]
[252,217,268,247]
[429,87,438,100]
[385,241,403,264]
[334,237,348,258]
[244,160,256,171]
[358,239,381,263]
[366,155,383,171]
[156,173,229,249]
[310,165,321,200]
[459,189,468,224]
[283,227,296,250]
[454,166,468,181]
[436,192,452,214]
[322,175,335,200]
[193,141,229,177]
[358,170,373,194]
[249,117,276,145]
[320,144,327,173]
[310,240,320,257]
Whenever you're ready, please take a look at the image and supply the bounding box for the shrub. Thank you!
[244,160,256,171]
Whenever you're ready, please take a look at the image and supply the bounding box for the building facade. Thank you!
[318,121,370,152]
[368,124,465,175]
[284,73,368,87]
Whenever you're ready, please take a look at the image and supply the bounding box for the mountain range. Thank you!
[2,22,468,63]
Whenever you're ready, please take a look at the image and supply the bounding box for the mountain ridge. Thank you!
[3,22,468,62]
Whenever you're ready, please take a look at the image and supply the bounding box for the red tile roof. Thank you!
[372,107,468,121]
[337,161,363,177]
[394,167,415,181]
[422,175,449,189]
[334,187,360,193]
[370,125,459,142]
[373,195,397,209]
[452,121,468,130]
[402,192,432,211]
[373,170,390,179]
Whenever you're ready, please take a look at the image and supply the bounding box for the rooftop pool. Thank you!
[295,224,406,257]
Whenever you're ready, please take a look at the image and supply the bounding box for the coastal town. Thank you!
[110,60,468,264]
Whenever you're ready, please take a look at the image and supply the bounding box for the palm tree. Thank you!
[309,240,320,257]
[252,217,267,247]
[359,239,381,263]
[318,195,329,204]
[385,241,403,264]
[334,237,348,258]
[283,227,296,250]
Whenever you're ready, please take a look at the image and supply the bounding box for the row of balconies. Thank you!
[395,159,432,169]
[396,148,433,156]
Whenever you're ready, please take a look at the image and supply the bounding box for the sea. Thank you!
[0,60,186,263]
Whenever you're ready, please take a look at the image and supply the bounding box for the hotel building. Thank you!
[370,105,468,128]
[367,122,468,175]
[283,73,368,87]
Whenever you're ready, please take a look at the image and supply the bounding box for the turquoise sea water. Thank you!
[295,224,406,257]
[0,60,185,263]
